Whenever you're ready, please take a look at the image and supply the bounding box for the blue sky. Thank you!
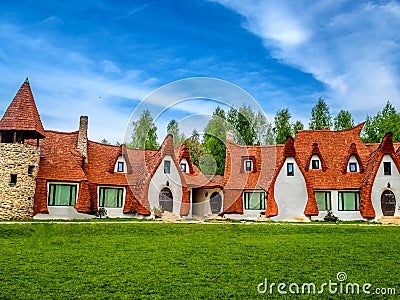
[0,0,399,143]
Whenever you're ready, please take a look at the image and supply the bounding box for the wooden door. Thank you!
[381,190,396,216]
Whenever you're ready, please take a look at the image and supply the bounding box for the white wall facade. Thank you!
[309,155,321,170]
[347,155,360,173]
[312,190,363,221]
[192,188,222,216]
[179,158,190,173]
[272,157,308,221]
[97,186,126,218]
[371,155,400,220]
[148,155,183,216]
[114,155,127,173]
[34,182,90,220]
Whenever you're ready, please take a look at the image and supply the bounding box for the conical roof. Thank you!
[0,78,45,138]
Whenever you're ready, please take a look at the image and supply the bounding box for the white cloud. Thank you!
[213,0,400,112]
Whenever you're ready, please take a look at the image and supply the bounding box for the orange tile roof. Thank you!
[223,141,282,213]
[0,79,45,138]
[35,130,87,181]
[84,141,127,186]
[294,123,370,190]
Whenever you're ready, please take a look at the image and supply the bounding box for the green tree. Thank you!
[186,129,206,167]
[362,101,400,142]
[236,105,257,145]
[167,119,186,146]
[309,97,333,130]
[130,109,159,150]
[334,110,354,131]
[293,120,304,133]
[273,108,293,144]
[100,139,111,145]
[202,107,226,175]
[254,111,275,145]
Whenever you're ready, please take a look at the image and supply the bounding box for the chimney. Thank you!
[77,116,88,163]
[322,126,330,131]
[226,130,235,142]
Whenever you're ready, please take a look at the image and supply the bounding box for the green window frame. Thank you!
[315,191,331,211]
[244,191,266,210]
[99,187,124,208]
[338,192,360,211]
[48,184,77,206]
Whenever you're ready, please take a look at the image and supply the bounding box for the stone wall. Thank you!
[0,143,40,220]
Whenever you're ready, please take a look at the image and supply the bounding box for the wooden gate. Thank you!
[159,187,173,212]
[381,190,396,216]
[210,192,222,214]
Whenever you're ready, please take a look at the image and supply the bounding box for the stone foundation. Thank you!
[0,143,40,220]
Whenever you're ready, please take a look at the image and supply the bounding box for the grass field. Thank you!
[0,223,399,299]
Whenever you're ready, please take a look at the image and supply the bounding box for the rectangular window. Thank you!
[164,160,171,174]
[245,160,252,172]
[244,192,265,210]
[28,165,35,175]
[99,187,123,208]
[349,162,357,172]
[48,184,77,206]
[311,159,320,169]
[10,174,17,186]
[384,162,391,175]
[338,192,360,211]
[287,163,294,176]
[180,163,186,173]
[117,162,124,172]
[315,191,331,211]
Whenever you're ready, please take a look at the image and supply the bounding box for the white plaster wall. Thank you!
[272,157,308,221]
[192,188,222,216]
[371,155,400,220]
[114,155,127,173]
[180,158,190,173]
[34,207,94,220]
[242,190,266,219]
[347,156,359,172]
[148,155,182,216]
[309,155,321,169]
[97,186,126,218]
[312,190,363,221]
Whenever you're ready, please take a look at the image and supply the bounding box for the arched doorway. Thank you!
[381,190,396,216]
[210,192,222,214]
[159,187,173,212]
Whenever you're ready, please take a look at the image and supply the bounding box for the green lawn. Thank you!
[0,223,399,299]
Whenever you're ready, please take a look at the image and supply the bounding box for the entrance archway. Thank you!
[210,192,222,214]
[159,187,173,212]
[381,190,396,216]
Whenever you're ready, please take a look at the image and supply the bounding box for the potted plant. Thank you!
[152,205,163,219]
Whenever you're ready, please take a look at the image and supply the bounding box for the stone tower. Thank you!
[0,78,44,220]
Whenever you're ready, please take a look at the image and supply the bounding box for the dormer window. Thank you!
[114,155,127,173]
[180,163,186,173]
[117,162,124,173]
[349,162,357,173]
[384,162,391,175]
[311,159,320,170]
[309,154,321,170]
[245,160,253,172]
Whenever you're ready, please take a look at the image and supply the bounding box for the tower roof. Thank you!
[0,78,45,138]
